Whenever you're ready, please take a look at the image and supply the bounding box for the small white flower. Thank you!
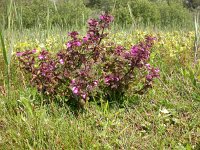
[159,108,170,114]
[39,43,45,48]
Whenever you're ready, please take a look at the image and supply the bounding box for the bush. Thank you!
[112,0,192,28]
[52,0,91,28]
[129,0,161,26]
[0,0,193,29]
[16,14,159,106]
[158,1,192,28]
[0,0,92,29]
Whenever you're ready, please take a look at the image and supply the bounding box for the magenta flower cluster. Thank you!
[17,13,159,104]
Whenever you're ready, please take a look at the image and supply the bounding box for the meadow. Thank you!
[0,1,200,149]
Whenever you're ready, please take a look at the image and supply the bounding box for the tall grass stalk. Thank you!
[127,2,135,29]
[194,11,199,64]
[0,30,10,99]
[0,0,15,110]
[46,6,50,39]
[7,0,13,31]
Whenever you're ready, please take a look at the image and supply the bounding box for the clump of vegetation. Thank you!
[16,14,159,106]
[0,0,194,29]
[112,0,192,28]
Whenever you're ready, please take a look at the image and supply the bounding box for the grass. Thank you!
[0,84,199,149]
[0,26,200,149]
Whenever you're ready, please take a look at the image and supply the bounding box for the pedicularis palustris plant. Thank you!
[17,13,159,105]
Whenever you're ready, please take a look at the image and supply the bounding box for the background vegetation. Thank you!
[0,0,198,29]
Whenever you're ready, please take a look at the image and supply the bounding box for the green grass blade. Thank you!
[7,35,13,65]
[0,29,10,107]
[0,30,8,65]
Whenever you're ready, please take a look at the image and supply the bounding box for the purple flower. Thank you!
[83,36,89,43]
[38,50,48,60]
[87,85,93,91]
[81,94,86,99]
[88,19,98,27]
[123,51,131,59]
[39,61,56,78]
[115,77,119,81]
[146,67,160,82]
[154,68,160,73]
[145,63,151,70]
[16,52,24,57]
[99,14,114,22]
[66,40,81,48]
[59,59,64,64]
[152,68,160,78]
[131,46,139,57]
[115,46,125,55]
[86,31,99,41]
[129,42,151,66]
[16,14,159,103]
[71,79,76,84]
[105,76,111,85]
[74,41,81,47]
[66,42,72,48]
[93,80,98,86]
[72,86,79,94]
[38,55,44,60]
[145,36,156,47]
[16,49,36,57]
[146,74,152,81]
[68,31,79,39]
[32,49,36,53]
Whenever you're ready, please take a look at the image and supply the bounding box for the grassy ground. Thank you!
[0,28,200,149]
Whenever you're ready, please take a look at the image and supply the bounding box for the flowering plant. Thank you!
[17,13,159,106]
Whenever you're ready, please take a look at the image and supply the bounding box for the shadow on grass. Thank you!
[15,87,142,118]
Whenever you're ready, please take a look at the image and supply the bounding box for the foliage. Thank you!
[184,0,200,9]
[0,0,92,29]
[158,1,192,27]
[0,0,194,29]
[16,14,159,105]
[112,0,192,28]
